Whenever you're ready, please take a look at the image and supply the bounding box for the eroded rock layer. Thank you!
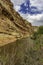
[0,0,33,46]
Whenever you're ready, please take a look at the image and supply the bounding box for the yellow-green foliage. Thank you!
[38,26,43,34]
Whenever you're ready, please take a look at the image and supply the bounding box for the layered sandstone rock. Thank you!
[0,0,33,46]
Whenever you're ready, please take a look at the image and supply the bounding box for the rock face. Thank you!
[0,0,43,65]
[0,0,33,46]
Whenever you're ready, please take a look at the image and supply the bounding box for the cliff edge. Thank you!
[0,0,33,46]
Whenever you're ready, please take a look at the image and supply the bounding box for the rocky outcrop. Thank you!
[0,0,43,65]
[0,0,33,46]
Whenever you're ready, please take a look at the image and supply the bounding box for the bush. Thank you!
[38,26,43,34]
[31,32,38,40]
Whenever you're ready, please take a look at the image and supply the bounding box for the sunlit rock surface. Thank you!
[0,0,43,65]
[0,0,33,46]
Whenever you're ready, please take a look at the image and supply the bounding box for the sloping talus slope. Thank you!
[0,0,33,46]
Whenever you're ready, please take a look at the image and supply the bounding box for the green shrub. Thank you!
[31,32,38,40]
[38,26,43,34]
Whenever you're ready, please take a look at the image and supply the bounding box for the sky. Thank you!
[11,0,43,26]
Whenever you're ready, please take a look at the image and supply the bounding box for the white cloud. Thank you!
[19,13,43,26]
[11,0,25,6]
[26,14,43,26]
[11,0,43,11]
[30,0,43,11]
[11,0,43,26]
[14,6,20,11]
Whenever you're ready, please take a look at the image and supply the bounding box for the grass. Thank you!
[0,33,43,65]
